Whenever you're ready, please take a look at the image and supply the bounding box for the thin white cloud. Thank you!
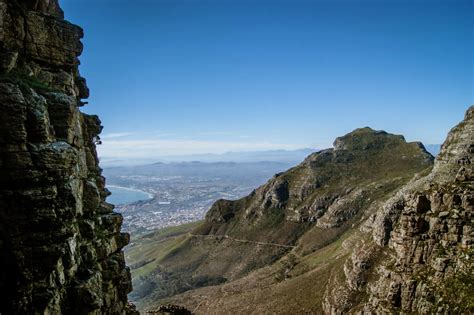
[100,131,178,140]
[100,132,133,139]
[152,133,176,137]
[197,131,235,136]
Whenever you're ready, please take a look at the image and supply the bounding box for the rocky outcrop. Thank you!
[147,304,192,315]
[324,106,473,313]
[0,1,136,314]
[364,106,473,313]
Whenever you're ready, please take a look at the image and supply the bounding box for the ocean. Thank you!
[106,186,153,205]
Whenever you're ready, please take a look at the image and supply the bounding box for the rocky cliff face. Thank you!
[0,1,136,313]
[324,106,473,313]
[364,106,473,313]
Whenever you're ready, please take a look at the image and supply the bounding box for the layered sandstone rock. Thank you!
[0,1,137,313]
[364,106,473,313]
[324,106,473,313]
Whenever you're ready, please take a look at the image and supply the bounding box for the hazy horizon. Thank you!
[98,143,441,167]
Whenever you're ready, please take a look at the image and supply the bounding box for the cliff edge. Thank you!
[0,1,137,313]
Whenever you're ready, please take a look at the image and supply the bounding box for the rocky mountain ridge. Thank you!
[0,1,137,313]
[129,126,437,311]
[142,107,471,314]
[354,105,474,313]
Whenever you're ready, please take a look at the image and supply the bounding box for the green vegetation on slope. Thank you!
[126,221,201,305]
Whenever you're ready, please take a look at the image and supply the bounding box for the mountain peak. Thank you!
[333,127,407,151]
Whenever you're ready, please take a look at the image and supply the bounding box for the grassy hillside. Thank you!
[152,226,363,314]
[125,221,202,307]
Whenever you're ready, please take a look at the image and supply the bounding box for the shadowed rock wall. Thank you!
[0,1,137,313]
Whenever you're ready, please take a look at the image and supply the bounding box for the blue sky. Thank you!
[61,0,472,159]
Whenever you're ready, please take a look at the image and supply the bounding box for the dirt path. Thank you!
[189,233,295,248]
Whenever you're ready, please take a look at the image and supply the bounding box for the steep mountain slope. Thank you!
[350,105,474,313]
[125,222,202,303]
[142,106,472,314]
[0,1,136,313]
[130,127,434,310]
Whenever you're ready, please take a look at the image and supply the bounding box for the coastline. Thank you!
[107,185,154,200]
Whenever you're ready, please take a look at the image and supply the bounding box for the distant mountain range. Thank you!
[101,145,441,167]
[103,160,295,182]
[99,148,317,166]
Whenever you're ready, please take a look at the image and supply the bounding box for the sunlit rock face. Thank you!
[324,106,473,314]
[0,1,137,313]
[364,106,473,313]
